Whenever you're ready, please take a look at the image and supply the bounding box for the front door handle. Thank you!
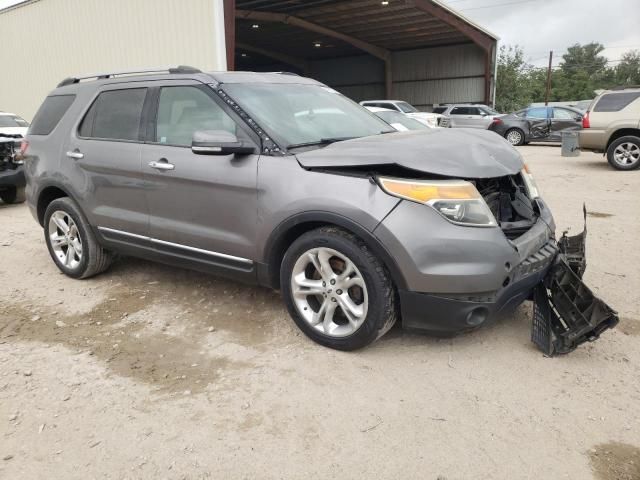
[66,150,84,160]
[149,159,175,171]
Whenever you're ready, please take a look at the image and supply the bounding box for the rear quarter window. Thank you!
[593,92,640,112]
[29,95,76,135]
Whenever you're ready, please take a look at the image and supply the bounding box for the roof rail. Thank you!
[610,85,640,91]
[57,65,202,88]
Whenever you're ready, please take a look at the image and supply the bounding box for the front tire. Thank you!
[281,227,397,351]
[0,186,26,204]
[607,136,640,170]
[505,128,525,146]
[44,197,114,279]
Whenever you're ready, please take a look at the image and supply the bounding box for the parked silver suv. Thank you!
[24,67,617,353]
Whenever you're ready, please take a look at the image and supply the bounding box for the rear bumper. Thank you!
[0,167,25,188]
[578,129,607,152]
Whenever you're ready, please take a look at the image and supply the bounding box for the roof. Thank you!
[51,69,325,94]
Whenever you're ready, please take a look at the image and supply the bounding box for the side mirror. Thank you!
[191,130,256,156]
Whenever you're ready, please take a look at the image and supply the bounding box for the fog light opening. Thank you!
[466,307,489,326]
[503,276,511,288]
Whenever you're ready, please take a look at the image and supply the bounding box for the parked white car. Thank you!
[432,104,500,129]
[359,100,443,128]
[0,112,29,138]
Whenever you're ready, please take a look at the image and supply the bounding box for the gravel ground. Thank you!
[1,146,639,480]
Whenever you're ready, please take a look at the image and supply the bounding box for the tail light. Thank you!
[19,140,29,156]
[491,118,503,126]
[582,112,590,129]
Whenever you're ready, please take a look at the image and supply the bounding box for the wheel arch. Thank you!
[259,211,408,291]
[605,128,640,151]
[36,183,78,227]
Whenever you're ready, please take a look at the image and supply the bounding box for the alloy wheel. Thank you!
[613,142,640,167]
[290,247,368,338]
[506,130,522,145]
[48,211,83,269]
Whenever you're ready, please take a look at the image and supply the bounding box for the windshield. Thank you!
[222,83,395,149]
[0,115,29,128]
[374,110,428,131]
[396,101,418,113]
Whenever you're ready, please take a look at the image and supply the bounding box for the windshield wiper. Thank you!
[287,137,359,149]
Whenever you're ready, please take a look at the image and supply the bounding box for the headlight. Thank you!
[378,177,497,227]
[521,164,540,199]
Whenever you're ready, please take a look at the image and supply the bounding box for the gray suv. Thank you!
[24,67,617,353]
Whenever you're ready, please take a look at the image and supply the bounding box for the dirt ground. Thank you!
[1,145,639,479]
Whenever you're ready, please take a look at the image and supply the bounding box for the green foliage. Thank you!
[495,42,640,111]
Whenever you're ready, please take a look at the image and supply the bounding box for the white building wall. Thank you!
[0,0,227,120]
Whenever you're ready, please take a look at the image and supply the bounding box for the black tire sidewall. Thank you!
[44,198,93,279]
[281,228,392,351]
[0,186,24,204]
[607,136,640,171]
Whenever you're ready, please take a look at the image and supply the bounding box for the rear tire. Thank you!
[281,226,397,351]
[505,128,525,146]
[0,186,26,204]
[607,136,640,170]
[44,197,114,279]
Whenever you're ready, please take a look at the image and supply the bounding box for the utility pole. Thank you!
[544,50,553,106]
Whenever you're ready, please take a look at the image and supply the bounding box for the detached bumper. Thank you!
[0,167,26,188]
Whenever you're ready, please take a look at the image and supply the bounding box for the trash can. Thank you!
[561,131,580,157]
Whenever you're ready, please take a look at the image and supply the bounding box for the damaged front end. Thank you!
[531,207,619,356]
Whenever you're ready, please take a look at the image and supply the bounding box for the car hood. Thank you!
[295,128,524,178]
[0,127,28,137]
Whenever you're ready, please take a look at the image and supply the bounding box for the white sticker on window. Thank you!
[160,136,167,143]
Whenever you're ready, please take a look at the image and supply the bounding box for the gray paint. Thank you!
[296,128,524,178]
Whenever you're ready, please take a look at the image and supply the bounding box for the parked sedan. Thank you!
[489,106,583,146]
[432,104,500,129]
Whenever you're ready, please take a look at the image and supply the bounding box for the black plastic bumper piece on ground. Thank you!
[531,221,619,356]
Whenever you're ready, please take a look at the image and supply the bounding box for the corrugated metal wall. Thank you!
[309,43,487,110]
[0,0,227,121]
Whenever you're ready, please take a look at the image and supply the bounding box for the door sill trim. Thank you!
[97,226,253,265]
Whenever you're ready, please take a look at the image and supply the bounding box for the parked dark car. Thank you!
[489,106,583,146]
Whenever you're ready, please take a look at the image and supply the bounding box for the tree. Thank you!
[495,45,534,112]
[553,42,609,100]
[614,50,640,85]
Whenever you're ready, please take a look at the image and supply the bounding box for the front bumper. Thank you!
[398,240,557,335]
[390,205,618,354]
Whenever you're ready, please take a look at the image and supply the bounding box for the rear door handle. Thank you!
[148,160,175,171]
[66,150,84,160]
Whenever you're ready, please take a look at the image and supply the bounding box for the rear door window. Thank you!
[29,95,76,135]
[526,107,549,119]
[450,107,470,115]
[593,92,640,112]
[553,108,576,120]
[79,88,147,141]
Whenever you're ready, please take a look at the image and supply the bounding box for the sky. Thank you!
[2,0,639,68]
[440,0,640,67]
